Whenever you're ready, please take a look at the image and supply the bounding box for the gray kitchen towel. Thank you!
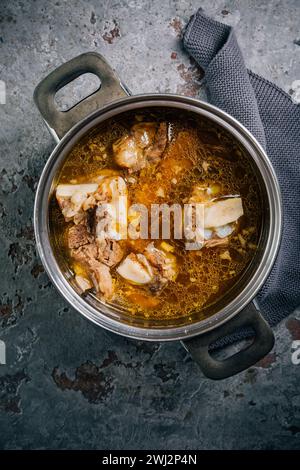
[183,10,300,345]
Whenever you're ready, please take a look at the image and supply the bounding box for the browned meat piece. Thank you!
[144,122,168,162]
[97,239,124,267]
[68,223,93,250]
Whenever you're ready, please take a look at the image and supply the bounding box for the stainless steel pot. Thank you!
[33,52,282,380]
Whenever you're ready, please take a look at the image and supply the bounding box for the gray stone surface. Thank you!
[0,0,300,450]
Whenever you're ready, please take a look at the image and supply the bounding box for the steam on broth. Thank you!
[49,108,261,320]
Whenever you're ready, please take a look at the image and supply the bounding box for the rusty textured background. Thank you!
[0,0,300,450]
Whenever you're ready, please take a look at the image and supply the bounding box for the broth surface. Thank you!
[49,108,262,320]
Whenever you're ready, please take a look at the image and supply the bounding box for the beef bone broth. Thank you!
[49,108,262,320]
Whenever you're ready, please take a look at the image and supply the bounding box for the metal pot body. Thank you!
[34,53,282,379]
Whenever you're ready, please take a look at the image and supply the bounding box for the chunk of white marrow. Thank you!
[56,183,98,198]
[116,254,153,285]
[204,197,243,228]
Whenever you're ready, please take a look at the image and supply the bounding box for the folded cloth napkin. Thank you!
[183,10,300,346]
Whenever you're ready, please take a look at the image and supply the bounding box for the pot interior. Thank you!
[46,103,270,331]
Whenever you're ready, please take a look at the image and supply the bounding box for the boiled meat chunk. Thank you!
[132,122,157,148]
[71,243,113,299]
[68,223,93,250]
[71,242,98,265]
[56,183,98,223]
[113,122,168,172]
[93,176,128,242]
[88,259,113,299]
[97,239,124,268]
[117,243,178,294]
[61,175,129,300]
[69,230,113,300]
[145,242,178,283]
[113,135,145,172]
[144,122,168,163]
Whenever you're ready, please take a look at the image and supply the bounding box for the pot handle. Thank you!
[33,52,130,142]
[182,302,274,380]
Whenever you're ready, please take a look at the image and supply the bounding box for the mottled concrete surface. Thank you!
[0,0,300,450]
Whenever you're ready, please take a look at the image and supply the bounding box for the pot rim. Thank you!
[34,94,282,341]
